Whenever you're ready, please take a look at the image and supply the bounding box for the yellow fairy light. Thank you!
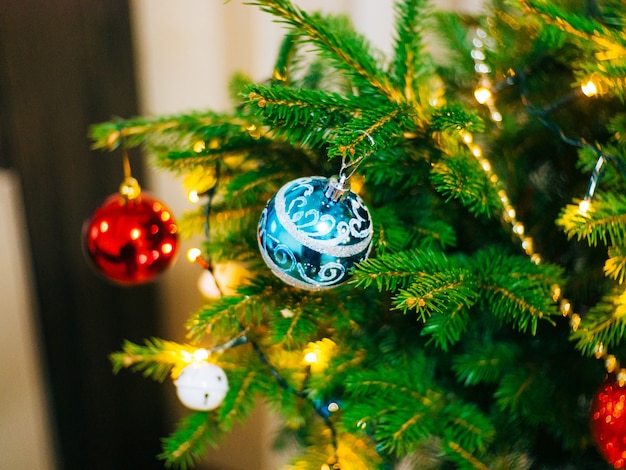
[304,352,319,364]
[570,313,581,331]
[180,351,192,363]
[187,248,202,262]
[474,86,492,104]
[522,237,534,255]
[618,368,626,386]
[581,80,598,97]
[581,73,609,97]
[462,132,473,144]
[606,355,618,373]
[530,253,542,265]
[512,222,525,235]
[560,299,571,316]
[193,348,209,361]
[188,189,200,203]
[551,284,561,302]
[303,338,337,371]
[578,199,591,216]
[193,140,206,153]
[491,111,503,122]
[480,159,491,172]
[594,342,605,359]
[471,145,483,157]
[327,402,340,413]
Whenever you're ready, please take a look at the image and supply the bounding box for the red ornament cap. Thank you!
[83,192,179,285]
[591,373,626,468]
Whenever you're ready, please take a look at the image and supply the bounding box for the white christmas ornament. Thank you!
[174,362,229,411]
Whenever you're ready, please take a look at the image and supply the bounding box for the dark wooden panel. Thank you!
[0,1,168,468]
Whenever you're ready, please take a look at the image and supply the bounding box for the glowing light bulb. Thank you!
[187,248,202,262]
[606,355,618,373]
[581,80,598,97]
[188,190,200,203]
[474,87,492,104]
[594,342,605,359]
[551,284,561,302]
[522,237,534,255]
[579,199,591,216]
[193,349,209,361]
[327,402,339,413]
[304,352,318,364]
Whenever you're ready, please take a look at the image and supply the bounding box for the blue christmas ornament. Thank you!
[258,176,372,290]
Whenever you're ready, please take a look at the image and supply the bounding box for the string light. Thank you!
[580,73,609,98]
[304,352,319,364]
[581,80,599,98]
[578,198,591,216]
[471,28,502,123]
[474,86,492,105]
[181,348,211,364]
[187,247,210,269]
[466,30,625,377]
[188,189,201,203]
[193,348,210,361]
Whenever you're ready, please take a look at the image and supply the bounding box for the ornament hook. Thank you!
[337,129,375,186]
[324,174,350,202]
[119,149,141,201]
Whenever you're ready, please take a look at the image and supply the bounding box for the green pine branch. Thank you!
[186,279,284,342]
[159,412,223,469]
[250,0,403,102]
[390,0,433,104]
[558,193,626,246]
[452,341,522,386]
[570,287,626,356]
[110,338,192,382]
[605,244,626,284]
[430,149,501,219]
[246,84,357,149]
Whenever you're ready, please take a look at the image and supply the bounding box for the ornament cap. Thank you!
[324,175,350,203]
[119,176,141,201]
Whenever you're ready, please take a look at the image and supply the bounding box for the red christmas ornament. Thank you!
[83,190,179,285]
[590,374,626,468]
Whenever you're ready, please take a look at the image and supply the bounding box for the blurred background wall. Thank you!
[0,1,481,469]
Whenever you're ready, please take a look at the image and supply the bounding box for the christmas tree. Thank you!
[87,0,626,468]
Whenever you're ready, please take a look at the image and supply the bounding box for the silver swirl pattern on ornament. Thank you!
[257,176,373,290]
